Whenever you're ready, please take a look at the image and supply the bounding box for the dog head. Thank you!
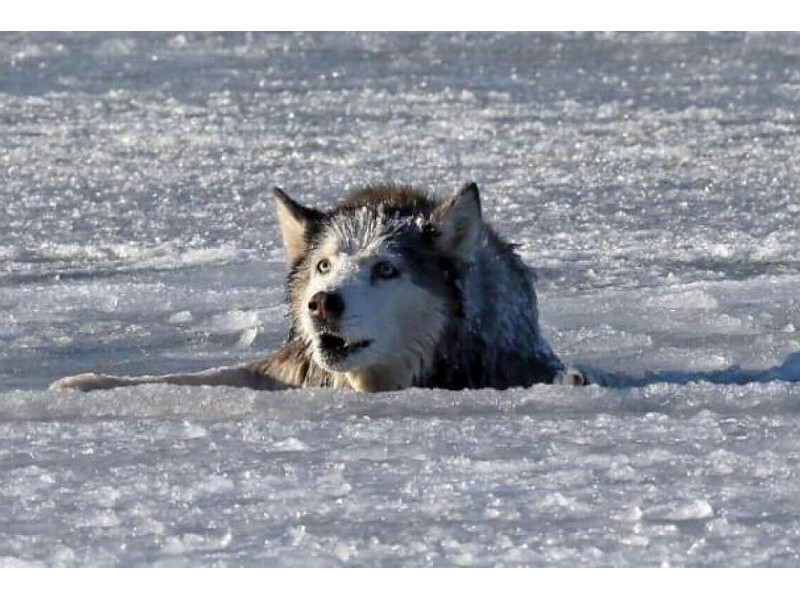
[273,183,483,392]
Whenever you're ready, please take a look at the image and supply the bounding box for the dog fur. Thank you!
[50,183,584,393]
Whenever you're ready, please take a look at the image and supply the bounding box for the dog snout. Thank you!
[308,291,345,322]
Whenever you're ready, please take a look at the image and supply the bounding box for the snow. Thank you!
[2,32,800,566]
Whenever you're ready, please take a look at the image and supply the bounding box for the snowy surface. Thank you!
[2,32,800,566]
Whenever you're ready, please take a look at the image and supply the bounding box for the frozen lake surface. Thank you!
[2,32,800,566]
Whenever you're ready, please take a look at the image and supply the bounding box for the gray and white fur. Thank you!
[50,183,585,393]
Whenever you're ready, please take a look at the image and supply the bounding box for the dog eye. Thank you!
[373,261,399,280]
[316,259,331,274]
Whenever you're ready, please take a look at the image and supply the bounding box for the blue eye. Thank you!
[317,259,331,274]
[373,261,399,280]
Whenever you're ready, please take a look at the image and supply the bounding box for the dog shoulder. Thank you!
[248,339,341,389]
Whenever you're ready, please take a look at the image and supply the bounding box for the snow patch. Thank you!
[650,500,715,522]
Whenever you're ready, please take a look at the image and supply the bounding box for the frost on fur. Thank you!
[50,182,583,393]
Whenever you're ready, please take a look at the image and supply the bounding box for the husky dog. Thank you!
[50,183,585,393]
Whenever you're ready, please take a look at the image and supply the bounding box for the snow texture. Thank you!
[2,32,800,567]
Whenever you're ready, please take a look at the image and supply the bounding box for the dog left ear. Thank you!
[432,182,483,263]
[273,187,324,265]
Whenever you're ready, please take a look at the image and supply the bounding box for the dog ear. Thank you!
[432,182,483,263]
[273,187,324,264]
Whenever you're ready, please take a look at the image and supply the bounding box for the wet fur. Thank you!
[50,183,579,393]
[267,184,565,391]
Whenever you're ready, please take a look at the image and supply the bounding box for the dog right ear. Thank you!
[273,187,324,265]
[432,182,483,264]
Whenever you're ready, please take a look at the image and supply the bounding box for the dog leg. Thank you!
[48,365,285,392]
[554,367,591,386]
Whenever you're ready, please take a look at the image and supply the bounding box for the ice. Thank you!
[2,32,800,566]
[649,499,715,522]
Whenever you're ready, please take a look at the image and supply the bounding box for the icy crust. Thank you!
[2,379,800,421]
[1,382,800,567]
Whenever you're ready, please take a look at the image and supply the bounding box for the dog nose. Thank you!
[308,291,345,321]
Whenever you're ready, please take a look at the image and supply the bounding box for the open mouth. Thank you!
[318,332,372,362]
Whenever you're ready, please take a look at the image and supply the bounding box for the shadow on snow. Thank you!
[588,351,800,389]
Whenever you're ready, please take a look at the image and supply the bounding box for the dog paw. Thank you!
[555,367,590,386]
[48,373,117,392]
